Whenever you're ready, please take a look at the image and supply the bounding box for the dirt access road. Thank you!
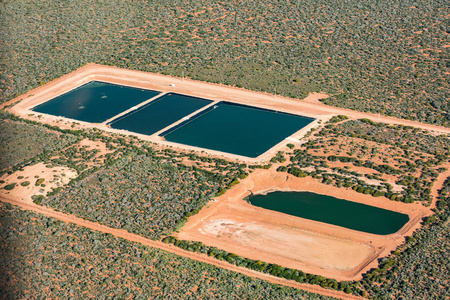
[5,64,450,165]
[0,195,362,300]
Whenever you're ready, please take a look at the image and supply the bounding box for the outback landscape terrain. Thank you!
[1,0,449,299]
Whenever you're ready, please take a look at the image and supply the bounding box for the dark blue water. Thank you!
[109,93,212,135]
[249,191,409,235]
[163,102,314,158]
[32,81,160,123]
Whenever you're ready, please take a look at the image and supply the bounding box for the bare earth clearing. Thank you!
[5,64,450,164]
[2,64,450,298]
[177,167,433,281]
[0,163,77,204]
[0,194,361,300]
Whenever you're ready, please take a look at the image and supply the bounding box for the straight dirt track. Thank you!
[5,64,450,165]
[0,196,362,300]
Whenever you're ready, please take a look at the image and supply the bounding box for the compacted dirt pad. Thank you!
[6,64,450,165]
[177,168,432,281]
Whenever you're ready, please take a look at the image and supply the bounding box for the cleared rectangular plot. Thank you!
[108,93,212,136]
[32,81,160,123]
[162,102,315,158]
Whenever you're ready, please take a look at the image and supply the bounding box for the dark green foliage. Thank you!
[0,202,333,300]
[279,120,448,204]
[2,0,448,126]
[3,183,16,190]
[336,120,450,156]
[41,154,221,239]
[270,151,286,163]
[328,115,349,123]
[35,178,44,186]
[31,195,44,205]
[360,178,450,299]
[249,164,272,170]
[0,117,77,171]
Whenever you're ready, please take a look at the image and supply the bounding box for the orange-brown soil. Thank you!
[0,163,77,204]
[177,167,433,281]
[4,64,449,165]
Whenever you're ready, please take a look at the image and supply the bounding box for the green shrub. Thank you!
[4,183,16,190]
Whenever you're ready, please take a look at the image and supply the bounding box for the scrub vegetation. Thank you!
[359,178,450,299]
[41,153,222,239]
[0,202,333,300]
[2,0,448,126]
[0,112,77,172]
[279,118,449,204]
[2,0,450,298]
[0,113,244,239]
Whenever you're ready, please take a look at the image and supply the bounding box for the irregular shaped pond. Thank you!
[249,191,409,235]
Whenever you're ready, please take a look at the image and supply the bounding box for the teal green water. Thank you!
[163,102,314,158]
[109,93,212,135]
[32,81,160,123]
[249,191,409,235]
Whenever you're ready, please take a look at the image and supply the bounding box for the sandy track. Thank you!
[3,63,449,136]
[0,195,362,300]
[4,64,449,166]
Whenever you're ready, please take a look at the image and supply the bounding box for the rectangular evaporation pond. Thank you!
[161,102,315,158]
[108,93,213,136]
[249,191,409,235]
[32,81,160,123]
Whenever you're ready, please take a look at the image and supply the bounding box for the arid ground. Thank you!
[2,64,450,299]
[177,167,436,281]
[6,64,450,164]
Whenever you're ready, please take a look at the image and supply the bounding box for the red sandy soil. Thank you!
[4,64,449,165]
[177,167,435,281]
[0,194,361,300]
[0,163,77,204]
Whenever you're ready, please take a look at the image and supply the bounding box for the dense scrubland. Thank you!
[2,0,449,126]
[42,153,222,239]
[360,177,450,299]
[0,112,78,171]
[278,118,449,204]
[0,113,246,239]
[1,0,450,297]
[2,112,450,298]
[0,202,335,300]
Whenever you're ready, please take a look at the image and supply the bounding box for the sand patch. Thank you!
[0,163,77,204]
[177,168,431,281]
[199,218,374,271]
